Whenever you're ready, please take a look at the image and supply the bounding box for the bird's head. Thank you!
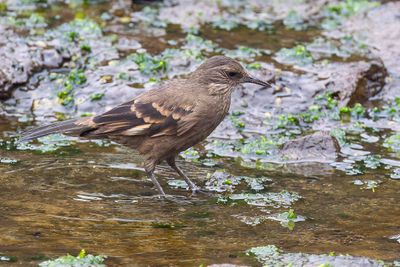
[191,55,271,95]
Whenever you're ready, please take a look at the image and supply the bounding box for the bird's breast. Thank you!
[189,93,231,139]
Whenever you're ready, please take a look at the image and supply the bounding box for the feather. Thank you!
[19,81,200,142]
[18,118,93,143]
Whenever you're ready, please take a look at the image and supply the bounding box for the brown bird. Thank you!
[19,56,270,197]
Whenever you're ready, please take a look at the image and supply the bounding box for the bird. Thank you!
[19,56,271,197]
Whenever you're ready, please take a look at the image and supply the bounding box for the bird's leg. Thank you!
[166,157,199,193]
[145,167,166,197]
[145,162,193,203]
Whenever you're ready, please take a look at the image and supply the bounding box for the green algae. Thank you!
[167,179,189,189]
[212,17,239,31]
[322,0,380,30]
[275,44,313,66]
[205,171,272,192]
[0,134,81,156]
[226,191,301,208]
[283,10,307,31]
[47,18,102,41]
[130,52,168,75]
[0,255,17,263]
[353,179,381,192]
[384,133,400,154]
[39,249,106,267]
[180,147,201,162]
[229,112,246,130]
[57,69,87,106]
[133,6,167,29]
[90,92,105,101]
[267,208,305,231]
[239,136,280,156]
[246,245,282,262]
[223,46,270,61]
[0,3,7,12]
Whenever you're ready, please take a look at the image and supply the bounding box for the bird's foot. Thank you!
[182,180,212,196]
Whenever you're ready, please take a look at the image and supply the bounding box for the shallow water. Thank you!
[0,0,400,266]
[1,118,399,266]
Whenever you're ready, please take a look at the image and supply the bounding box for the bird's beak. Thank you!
[241,76,271,88]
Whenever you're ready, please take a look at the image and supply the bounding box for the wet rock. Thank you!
[116,37,142,53]
[205,171,271,192]
[278,131,340,163]
[315,60,387,107]
[0,17,124,118]
[230,59,386,119]
[0,31,39,99]
[6,64,145,120]
[326,2,400,76]
[159,1,219,29]
[42,49,63,68]
[159,0,334,30]
[247,245,384,267]
[227,191,301,208]
[0,29,63,100]
[389,234,400,244]
[208,265,250,267]
[2,34,218,120]
[206,171,238,192]
[324,1,400,100]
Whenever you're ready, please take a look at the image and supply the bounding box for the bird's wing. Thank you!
[80,95,197,138]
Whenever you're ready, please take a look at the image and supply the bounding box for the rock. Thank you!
[208,265,250,267]
[0,31,38,99]
[159,0,334,30]
[315,60,387,107]
[205,171,238,192]
[248,244,385,267]
[42,49,63,68]
[278,131,340,163]
[159,0,220,29]
[0,29,63,100]
[230,59,387,120]
[326,2,400,76]
[324,1,400,100]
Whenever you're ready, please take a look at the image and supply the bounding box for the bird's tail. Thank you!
[18,118,95,143]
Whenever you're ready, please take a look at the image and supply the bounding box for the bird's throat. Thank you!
[207,83,233,95]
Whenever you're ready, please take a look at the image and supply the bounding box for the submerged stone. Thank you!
[206,171,272,192]
[0,157,18,164]
[39,249,106,267]
[352,179,381,192]
[246,244,384,267]
[278,131,340,163]
[167,179,189,189]
[228,191,301,208]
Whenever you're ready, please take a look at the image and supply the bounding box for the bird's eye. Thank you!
[227,71,241,79]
